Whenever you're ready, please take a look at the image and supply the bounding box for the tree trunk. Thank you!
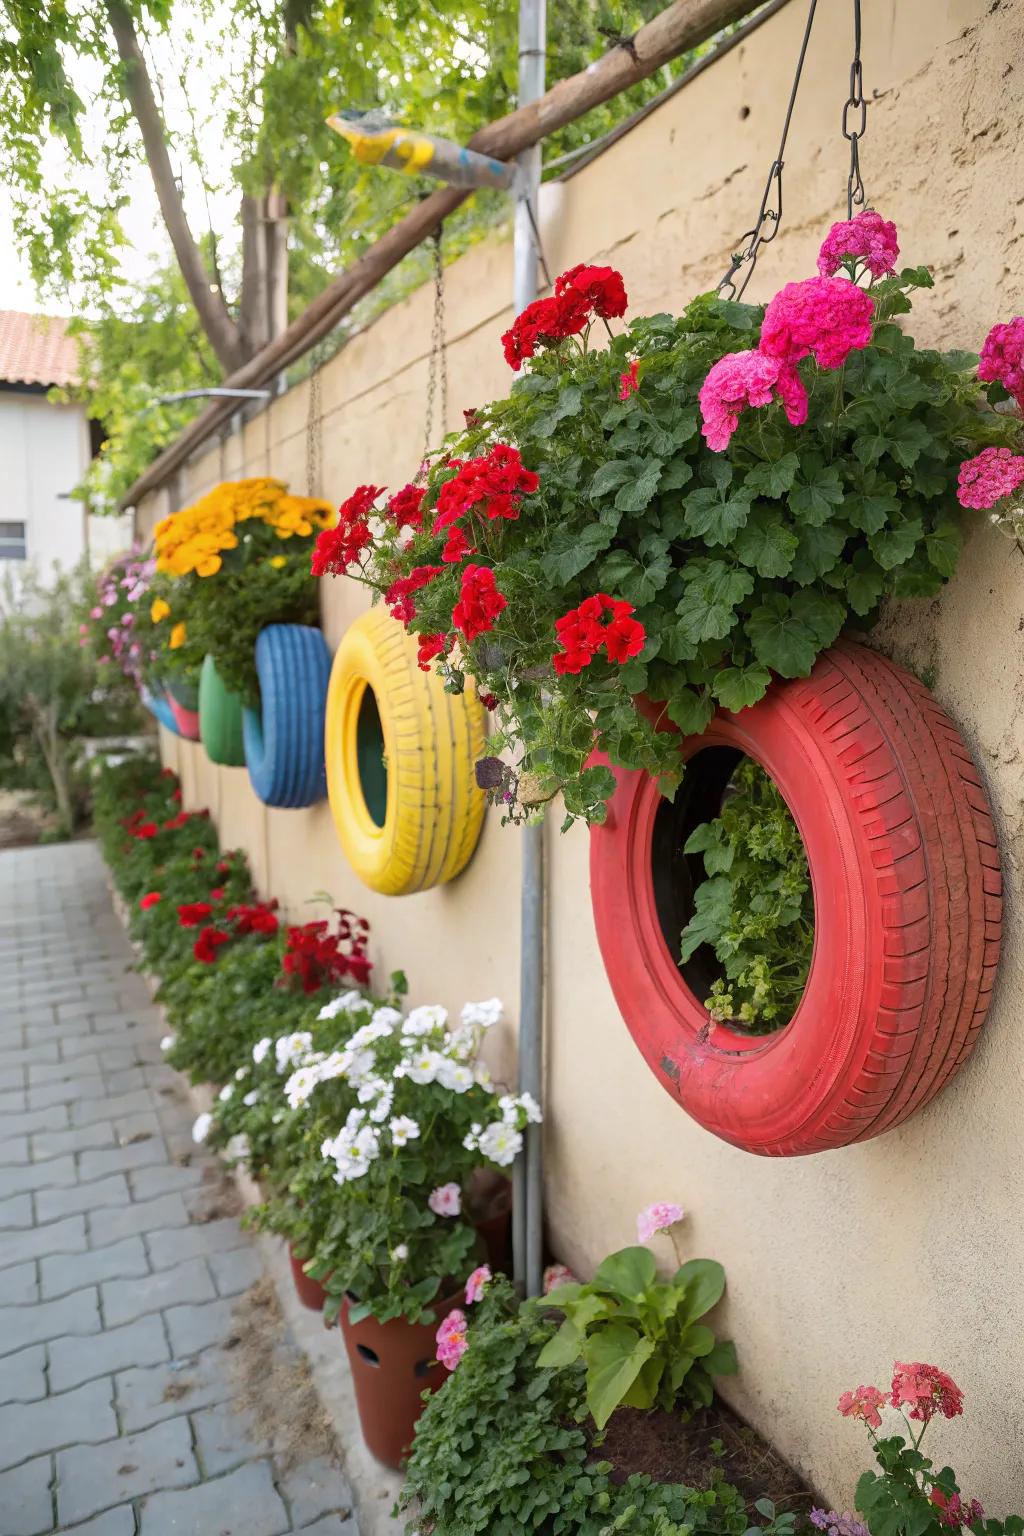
[240,190,290,357]
[104,0,246,374]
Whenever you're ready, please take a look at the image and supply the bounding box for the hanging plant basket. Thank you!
[199,654,246,767]
[242,624,331,808]
[324,608,486,894]
[589,640,1002,1156]
[140,685,180,736]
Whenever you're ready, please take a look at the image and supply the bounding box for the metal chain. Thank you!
[422,228,449,464]
[842,0,867,217]
[306,343,327,497]
[717,0,818,300]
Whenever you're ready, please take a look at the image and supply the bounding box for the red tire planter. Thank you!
[339,1291,463,1468]
[589,640,1002,1157]
[288,1246,327,1313]
[168,696,201,741]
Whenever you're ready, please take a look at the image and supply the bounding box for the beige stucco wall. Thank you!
[139,0,1024,1506]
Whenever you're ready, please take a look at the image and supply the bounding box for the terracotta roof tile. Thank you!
[0,310,80,388]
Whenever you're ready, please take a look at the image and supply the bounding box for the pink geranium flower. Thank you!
[978,316,1024,407]
[436,1307,468,1371]
[760,276,875,371]
[636,1201,685,1243]
[837,1384,889,1429]
[428,1182,461,1217]
[957,446,1024,509]
[543,1262,577,1294]
[890,1362,963,1423]
[465,1264,491,1305]
[817,211,899,279]
[698,350,807,451]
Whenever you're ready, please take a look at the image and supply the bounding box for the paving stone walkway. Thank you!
[0,841,360,1536]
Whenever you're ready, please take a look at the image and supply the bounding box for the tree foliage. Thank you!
[0,0,744,507]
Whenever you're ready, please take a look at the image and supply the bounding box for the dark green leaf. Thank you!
[733,510,798,577]
[541,522,614,584]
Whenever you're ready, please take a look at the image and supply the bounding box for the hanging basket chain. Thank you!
[842,0,868,217]
[717,0,818,301]
[422,227,449,465]
[305,341,328,497]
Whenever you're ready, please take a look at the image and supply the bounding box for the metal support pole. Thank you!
[511,0,547,1303]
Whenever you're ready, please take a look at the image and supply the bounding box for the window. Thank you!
[0,522,26,560]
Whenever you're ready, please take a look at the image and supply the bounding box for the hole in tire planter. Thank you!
[355,684,388,829]
[589,640,1003,1157]
[653,749,815,1035]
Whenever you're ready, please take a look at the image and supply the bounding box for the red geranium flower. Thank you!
[193,926,231,964]
[134,822,158,840]
[386,483,425,529]
[163,811,190,830]
[452,565,507,644]
[139,892,162,911]
[555,263,628,320]
[432,445,539,533]
[311,485,384,577]
[890,1362,963,1423]
[442,525,473,564]
[178,902,214,928]
[385,565,444,626]
[228,901,280,937]
[619,361,640,400]
[280,908,373,993]
[552,593,645,674]
[416,633,449,672]
[500,290,591,371]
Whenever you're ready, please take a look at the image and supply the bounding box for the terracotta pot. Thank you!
[168,695,201,741]
[288,1246,328,1313]
[339,1289,462,1468]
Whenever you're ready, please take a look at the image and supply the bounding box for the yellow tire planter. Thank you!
[325,608,487,895]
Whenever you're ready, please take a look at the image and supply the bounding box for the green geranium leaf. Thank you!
[869,515,924,570]
[665,688,715,735]
[684,487,751,547]
[733,510,799,578]
[925,519,962,576]
[789,522,847,583]
[711,662,772,712]
[788,458,844,525]
[535,1318,584,1368]
[846,554,887,616]
[746,594,820,677]
[846,491,900,535]
[743,452,800,499]
[599,548,671,606]
[675,1258,726,1320]
[614,460,663,513]
[541,523,614,585]
[680,876,732,959]
[589,460,633,499]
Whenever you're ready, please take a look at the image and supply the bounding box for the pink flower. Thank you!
[817,211,899,279]
[543,1262,578,1294]
[636,1201,685,1243]
[465,1264,491,1305]
[428,1182,461,1217]
[837,1384,889,1429]
[890,1362,963,1423]
[699,350,807,451]
[978,316,1024,407]
[760,276,875,370]
[932,1491,985,1529]
[957,446,1024,509]
[619,361,639,400]
[90,606,103,619]
[436,1307,468,1371]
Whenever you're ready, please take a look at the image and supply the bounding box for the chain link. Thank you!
[717,0,818,300]
[422,228,449,465]
[842,0,867,218]
[305,343,327,497]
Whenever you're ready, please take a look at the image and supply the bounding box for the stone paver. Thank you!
[0,842,359,1534]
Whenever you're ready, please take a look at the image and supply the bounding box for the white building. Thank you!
[0,310,130,581]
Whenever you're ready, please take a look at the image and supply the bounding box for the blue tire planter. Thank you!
[141,686,180,735]
[243,624,331,808]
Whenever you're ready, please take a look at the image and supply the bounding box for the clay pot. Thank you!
[288,1246,328,1313]
[339,1290,463,1468]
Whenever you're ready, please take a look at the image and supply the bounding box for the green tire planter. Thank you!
[199,655,246,767]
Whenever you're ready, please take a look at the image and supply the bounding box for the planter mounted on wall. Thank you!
[140,686,179,735]
[338,1290,462,1468]
[324,608,486,895]
[199,654,246,767]
[243,624,331,808]
[589,640,1002,1157]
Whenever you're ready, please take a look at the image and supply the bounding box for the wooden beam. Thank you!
[121,0,762,508]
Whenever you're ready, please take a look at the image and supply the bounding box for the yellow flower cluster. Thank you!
[154,478,335,579]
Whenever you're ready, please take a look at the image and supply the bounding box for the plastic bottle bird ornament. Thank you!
[327,109,513,191]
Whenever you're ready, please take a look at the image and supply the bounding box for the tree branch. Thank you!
[104,0,246,373]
